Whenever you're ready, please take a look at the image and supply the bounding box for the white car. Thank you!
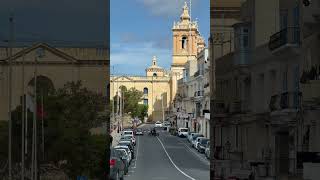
[178,128,189,137]
[155,121,163,127]
[123,134,136,145]
[122,130,134,136]
[193,136,205,148]
[114,145,132,162]
[188,132,197,142]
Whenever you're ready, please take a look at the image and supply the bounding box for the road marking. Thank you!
[156,136,197,180]
[177,139,210,166]
[133,136,140,168]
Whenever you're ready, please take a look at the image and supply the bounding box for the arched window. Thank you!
[153,73,157,77]
[143,87,148,94]
[182,36,187,49]
[143,99,148,105]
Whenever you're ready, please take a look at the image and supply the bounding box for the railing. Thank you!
[194,70,200,77]
[213,101,227,114]
[230,101,241,113]
[268,27,300,51]
[269,91,302,111]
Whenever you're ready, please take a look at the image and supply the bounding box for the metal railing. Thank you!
[269,91,302,111]
[268,27,300,51]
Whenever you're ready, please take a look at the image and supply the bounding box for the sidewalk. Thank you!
[111,130,121,147]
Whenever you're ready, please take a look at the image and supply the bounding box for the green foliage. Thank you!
[132,104,148,121]
[112,87,147,120]
[0,81,108,179]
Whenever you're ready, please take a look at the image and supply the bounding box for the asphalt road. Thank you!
[124,124,209,180]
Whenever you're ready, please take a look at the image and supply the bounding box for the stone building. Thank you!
[111,2,206,122]
[110,56,171,122]
[0,43,109,121]
[211,0,320,179]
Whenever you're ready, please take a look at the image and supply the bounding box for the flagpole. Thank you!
[21,46,25,180]
[41,90,44,161]
[34,56,38,180]
[8,14,14,180]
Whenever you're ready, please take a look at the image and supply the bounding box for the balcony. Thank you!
[268,27,300,55]
[230,101,241,113]
[194,70,200,77]
[213,100,228,116]
[301,80,320,103]
[269,91,302,112]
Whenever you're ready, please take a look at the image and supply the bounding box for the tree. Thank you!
[0,81,108,179]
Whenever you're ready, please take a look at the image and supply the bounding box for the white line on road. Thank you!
[177,139,210,166]
[156,136,197,180]
[133,136,140,168]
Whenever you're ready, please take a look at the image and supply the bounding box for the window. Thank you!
[143,87,148,94]
[182,36,187,49]
[143,99,148,105]
[153,73,157,77]
[280,9,288,30]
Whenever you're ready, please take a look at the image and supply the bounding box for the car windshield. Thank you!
[124,132,132,135]
[180,129,188,132]
[119,142,130,146]
[193,135,203,140]
[200,139,209,145]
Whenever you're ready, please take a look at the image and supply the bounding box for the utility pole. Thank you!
[161,94,165,124]
[8,14,14,180]
[112,66,115,130]
[122,90,124,129]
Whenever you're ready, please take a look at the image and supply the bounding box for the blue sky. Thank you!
[0,0,107,47]
[111,0,209,76]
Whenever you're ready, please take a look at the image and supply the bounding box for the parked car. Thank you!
[135,128,144,135]
[122,130,134,136]
[191,134,204,148]
[187,132,197,142]
[123,134,136,145]
[115,148,130,174]
[197,138,209,153]
[114,145,133,161]
[205,141,210,159]
[118,141,134,153]
[109,148,125,180]
[120,136,133,145]
[155,121,163,127]
[177,128,189,137]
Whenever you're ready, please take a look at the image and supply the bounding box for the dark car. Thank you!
[135,128,144,135]
[197,138,209,153]
[109,148,125,180]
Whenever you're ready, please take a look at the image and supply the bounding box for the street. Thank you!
[124,124,209,180]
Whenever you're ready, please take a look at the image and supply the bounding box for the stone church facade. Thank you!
[110,2,206,122]
[0,43,109,121]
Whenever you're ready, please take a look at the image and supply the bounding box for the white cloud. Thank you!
[111,42,171,75]
[136,0,196,17]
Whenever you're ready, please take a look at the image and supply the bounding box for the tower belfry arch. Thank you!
[170,1,205,103]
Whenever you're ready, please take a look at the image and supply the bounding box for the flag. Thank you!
[26,93,35,113]
[37,105,46,119]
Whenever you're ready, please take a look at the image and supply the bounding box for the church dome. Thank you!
[146,56,165,77]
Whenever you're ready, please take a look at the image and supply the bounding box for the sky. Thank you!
[111,0,209,76]
[0,0,108,47]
